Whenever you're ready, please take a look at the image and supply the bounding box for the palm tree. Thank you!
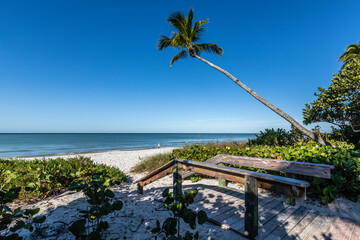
[158,9,331,146]
[339,42,360,66]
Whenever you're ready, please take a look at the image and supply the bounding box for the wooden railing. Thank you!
[136,155,334,239]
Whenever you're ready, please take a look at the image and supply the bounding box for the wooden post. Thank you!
[285,173,296,206]
[218,163,228,187]
[137,182,144,194]
[244,176,258,239]
[173,160,182,201]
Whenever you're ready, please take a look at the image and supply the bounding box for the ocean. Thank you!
[0,133,255,158]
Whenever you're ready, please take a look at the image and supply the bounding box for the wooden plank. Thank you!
[262,206,310,240]
[244,176,258,239]
[137,160,174,182]
[181,155,221,179]
[256,205,300,239]
[232,199,283,231]
[180,162,308,199]
[214,196,275,229]
[258,201,288,227]
[214,154,334,179]
[194,186,235,204]
[193,189,245,218]
[282,210,319,240]
[285,173,296,206]
[296,214,332,240]
[308,215,336,240]
[178,159,310,187]
[173,161,182,201]
[210,197,245,221]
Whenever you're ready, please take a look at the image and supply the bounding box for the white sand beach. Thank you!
[14,148,360,239]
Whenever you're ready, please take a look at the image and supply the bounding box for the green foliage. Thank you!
[189,175,201,183]
[0,157,126,203]
[248,127,306,146]
[303,59,360,148]
[150,188,207,240]
[0,170,46,240]
[157,8,223,67]
[68,170,123,240]
[338,41,360,66]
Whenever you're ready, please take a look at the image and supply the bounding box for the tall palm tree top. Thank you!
[338,41,360,65]
[157,8,223,68]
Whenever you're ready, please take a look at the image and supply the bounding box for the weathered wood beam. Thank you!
[214,154,334,179]
[181,155,222,179]
[181,164,307,200]
[285,173,296,205]
[244,176,258,239]
[177,159,310,188]
[137,160,174,194]
[173,161,182,201]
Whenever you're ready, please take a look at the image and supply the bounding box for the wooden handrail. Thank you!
[177,159,310,187]
[209,154,334,179]
[137,159,309,199]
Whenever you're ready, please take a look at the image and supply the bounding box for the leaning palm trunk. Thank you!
[194,54,332,146]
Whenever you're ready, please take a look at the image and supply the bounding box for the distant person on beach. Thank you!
[158,143,160,148]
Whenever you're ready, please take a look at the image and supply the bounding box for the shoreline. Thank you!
[16,147,178,177]
[11,146,179,159]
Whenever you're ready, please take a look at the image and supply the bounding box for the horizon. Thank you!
[1,1,359,133]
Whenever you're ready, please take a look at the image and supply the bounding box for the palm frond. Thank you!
[194,43,223,56]
[171,33,187,48]
[186,9,194,37]
[167,11,187,35]
[170,50,188,68]
[339,42,360,62]
[191,20,208,42]
[157,35,174,50]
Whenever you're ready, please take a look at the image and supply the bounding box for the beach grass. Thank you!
[131,141,246,173]
[131,153,171,173]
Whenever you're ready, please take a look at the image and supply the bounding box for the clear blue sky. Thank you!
[0,0,359,133]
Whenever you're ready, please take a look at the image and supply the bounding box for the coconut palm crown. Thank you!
[339,41,360,65]
[157,9,223,68]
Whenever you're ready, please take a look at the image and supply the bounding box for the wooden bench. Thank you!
[137,155,334,239]
[183,154,334,204]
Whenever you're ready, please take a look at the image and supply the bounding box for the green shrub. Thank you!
[68,170,123,239]
[0,170,46,239]
[150,188,207,239]
[0,157,126,203]
[248,128,305,146]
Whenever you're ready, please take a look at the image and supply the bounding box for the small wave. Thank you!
[0,150,32,153]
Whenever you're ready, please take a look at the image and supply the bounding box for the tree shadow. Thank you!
[12,180,346,240]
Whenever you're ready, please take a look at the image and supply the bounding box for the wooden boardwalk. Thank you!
[179,184,360,240]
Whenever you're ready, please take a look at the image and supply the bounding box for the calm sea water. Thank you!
[0,133,255,158]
